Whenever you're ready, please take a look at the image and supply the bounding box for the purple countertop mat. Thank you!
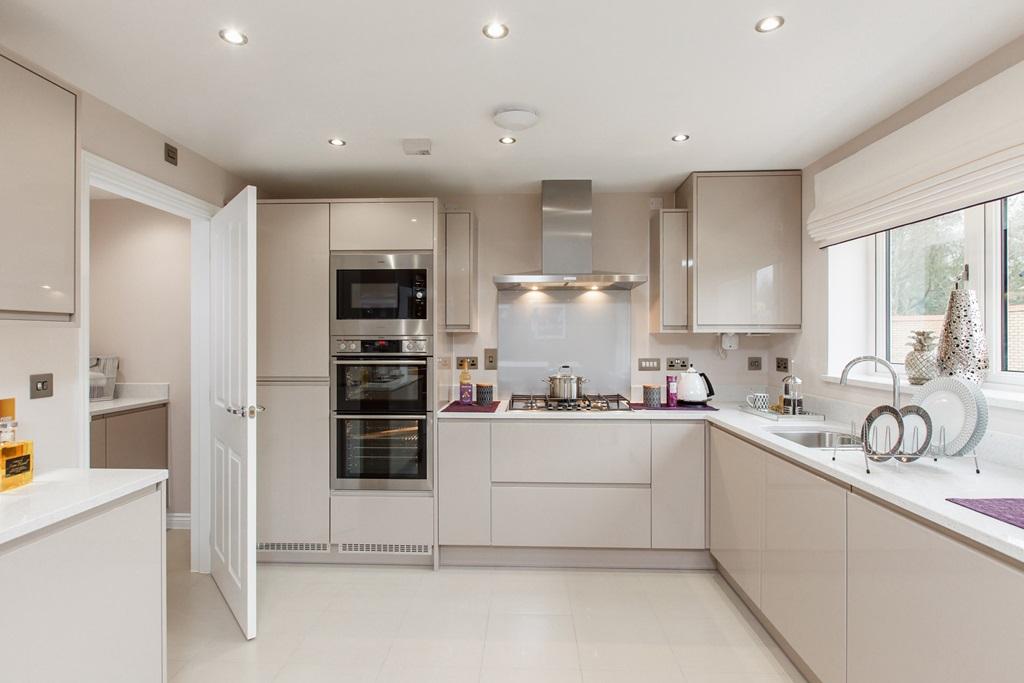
[946,498,1024,530]
[441,401,501,413]
[629,402,719,411]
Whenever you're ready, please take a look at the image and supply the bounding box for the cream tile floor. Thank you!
[167,531,806,683]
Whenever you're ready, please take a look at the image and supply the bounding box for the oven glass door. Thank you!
[336,269,427,321]
[333,415,430,490]
[333,358,429,413]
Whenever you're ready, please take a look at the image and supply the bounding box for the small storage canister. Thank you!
[643,385,661,408]
[475,384,494,406]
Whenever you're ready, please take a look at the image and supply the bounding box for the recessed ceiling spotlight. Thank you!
[499,136,517,145]
[483,22,510,39]
[328,138,346,147]
[218,28,248,45]
[530,286,540,291]
[754,16,785,33]
[589,286,600,291]
[671,134,690,142]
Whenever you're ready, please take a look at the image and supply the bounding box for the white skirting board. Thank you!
[166,512,191,530]
[439,546,715,570]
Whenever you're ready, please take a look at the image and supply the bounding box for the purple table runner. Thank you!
[441,401,501,413]
[946,498,1024,530]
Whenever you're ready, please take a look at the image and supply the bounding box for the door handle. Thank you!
[247,405,266,419]
[226,405,246,416]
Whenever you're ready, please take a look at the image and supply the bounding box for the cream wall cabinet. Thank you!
[329,200,435,251]
[763,455,847,683]
[677,172,801,332]
[847,493,1024,683]
[0,55,77,316]
[442,211,478,332]
[437,421,491,545]
[708,426,765,605]
[649,209,689,332]
[491,486,652,549]
[256,383,330,545]
[90,405,168,471]
[257,202,330,379]
[651,422,705,548]
[491,421,651,484]
[329,494,434,547]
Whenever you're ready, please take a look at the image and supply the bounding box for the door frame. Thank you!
[80,151,220,573]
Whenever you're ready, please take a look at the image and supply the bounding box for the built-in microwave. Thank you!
[330,252,431,337]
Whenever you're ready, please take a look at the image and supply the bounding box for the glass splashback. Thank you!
[497,289,631,395]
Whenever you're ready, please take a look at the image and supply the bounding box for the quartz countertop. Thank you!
[90,382,169,417]
[439,401,1024,565]
[0,468,168,546]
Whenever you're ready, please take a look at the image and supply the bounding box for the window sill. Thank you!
[820,374,1024,411]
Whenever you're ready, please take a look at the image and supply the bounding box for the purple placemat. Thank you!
[946,498,1024,530]
[442,401,501,413]
[629,402,719,412]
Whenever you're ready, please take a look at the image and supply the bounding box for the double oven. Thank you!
[330,252,433,491]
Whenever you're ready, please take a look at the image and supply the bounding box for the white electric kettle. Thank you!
[678,363,715,404]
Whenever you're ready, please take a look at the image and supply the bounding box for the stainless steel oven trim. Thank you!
[330,251,433,337]
[330,413,433,492]
[330,357,434,413]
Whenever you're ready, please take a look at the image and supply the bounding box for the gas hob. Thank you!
[507,394,633,412]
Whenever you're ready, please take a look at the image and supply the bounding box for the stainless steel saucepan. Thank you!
[542,365,588,399]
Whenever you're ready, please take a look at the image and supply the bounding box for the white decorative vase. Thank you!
[937,287,988,384]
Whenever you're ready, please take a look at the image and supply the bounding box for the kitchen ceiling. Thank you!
[2,1,1023,197]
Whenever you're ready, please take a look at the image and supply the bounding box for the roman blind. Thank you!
[808,59,1024,248]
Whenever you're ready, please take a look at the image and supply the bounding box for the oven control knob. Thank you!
[415,291,424,299]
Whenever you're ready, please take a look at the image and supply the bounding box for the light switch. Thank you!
[30,373,53,399]
[484,348,498,371]
[638,358,661,371]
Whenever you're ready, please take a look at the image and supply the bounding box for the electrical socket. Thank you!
[748,356,763,371]
[776,357,790,373]
[483,348,498,371]
[666,357,688,371]
[638,358,661,371]
[456,356,478,370]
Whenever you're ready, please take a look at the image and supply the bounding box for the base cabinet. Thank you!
[256,383,330,545]
[90,405,168,471]
[709,427,765,605]
[763,455,847,683]
[847,493,1024,683]
[438,421,491,545]
[651,422,705,548]
[330,494,434,548]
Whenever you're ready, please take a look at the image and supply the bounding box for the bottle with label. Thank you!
[666,375,678,407]
[459,360,473,405]
[0,397,33,492]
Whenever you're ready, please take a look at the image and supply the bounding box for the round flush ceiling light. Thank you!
[218,28,248,45]
[483,22,510,39]
[328,138,346,147]
[671,134,690,142]
[498,136,517,145]
[754,16,785,33]
[494,107,540,131]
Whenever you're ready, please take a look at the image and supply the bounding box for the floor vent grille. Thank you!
[337,542,432,554]
[257,542,330,552]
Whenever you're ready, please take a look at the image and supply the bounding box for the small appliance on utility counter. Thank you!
[677,363,715,405]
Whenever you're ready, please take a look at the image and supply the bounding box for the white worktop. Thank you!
[440,401,1024,564]
[0,468,168,546]
[90,382,169,417]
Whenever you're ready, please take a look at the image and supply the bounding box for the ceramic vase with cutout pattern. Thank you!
[937,288,988,384]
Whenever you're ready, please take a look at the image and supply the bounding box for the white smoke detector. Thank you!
[493,107,540,131]
[402,138,432,156]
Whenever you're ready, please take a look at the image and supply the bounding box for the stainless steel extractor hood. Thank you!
[493,180,648,290]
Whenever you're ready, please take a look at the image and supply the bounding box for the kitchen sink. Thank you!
[771,430,862,449]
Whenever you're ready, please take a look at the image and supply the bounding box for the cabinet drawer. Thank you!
[329,494,433,547]
[491,421,650,484]
[492,486,651,548]
[330,201,434,251]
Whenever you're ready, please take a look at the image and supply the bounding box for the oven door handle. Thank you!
[333,414,428,420]
[333,359,428,366]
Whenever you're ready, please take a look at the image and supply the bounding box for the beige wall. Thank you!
[441,192,786,400]
[0,43,245,472]
[90,198,191,512]
[783,35,1024,436]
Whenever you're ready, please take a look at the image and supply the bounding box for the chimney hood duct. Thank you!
[493,180,648,290]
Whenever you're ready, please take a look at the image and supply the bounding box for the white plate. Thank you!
[915,377,978,456]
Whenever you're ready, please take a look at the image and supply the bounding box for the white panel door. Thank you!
[210,186,258,640]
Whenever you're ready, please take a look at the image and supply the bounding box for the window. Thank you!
[854,191,1024,387]
[1004,193,1024,373]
